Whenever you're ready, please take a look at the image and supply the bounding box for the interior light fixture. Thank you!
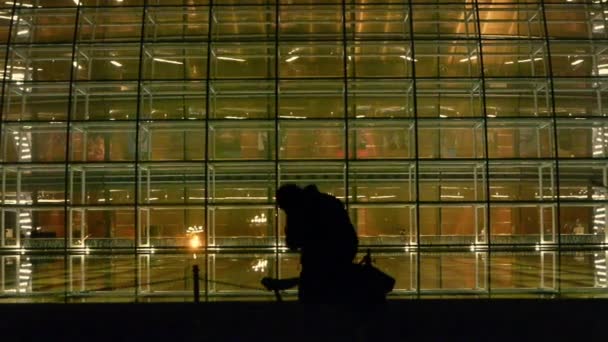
[110,60,123,67]
[217,56,246,62]
[285,56,299,62]
[152,58,183,65]
[571,59,584,66]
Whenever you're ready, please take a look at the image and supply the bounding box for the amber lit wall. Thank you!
[0,0,607,249]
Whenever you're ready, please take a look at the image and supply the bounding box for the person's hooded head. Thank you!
[276,183,303,212]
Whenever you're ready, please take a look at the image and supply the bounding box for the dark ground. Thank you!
[0,300,604,341]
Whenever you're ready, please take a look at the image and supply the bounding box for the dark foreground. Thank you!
[0,300,603,341]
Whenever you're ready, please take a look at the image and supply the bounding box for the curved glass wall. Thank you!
[1,0,608,252]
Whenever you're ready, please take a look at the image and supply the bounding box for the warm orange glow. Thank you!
[189,235,201,249]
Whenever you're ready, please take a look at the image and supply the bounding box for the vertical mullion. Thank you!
[540,0,562,293]
[473,0,491,297]
[341,0,349,224]
[0,2,17,251]
[63,2,81,302]
[406,0,421,299]
[0,2,17,159]
[204,0,215,303]
[133,0,148,302]
[274,0,280,288]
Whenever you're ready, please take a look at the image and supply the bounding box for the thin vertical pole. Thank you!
[204,0,215,303]
[63,1,82,302]
[406,0,421,298]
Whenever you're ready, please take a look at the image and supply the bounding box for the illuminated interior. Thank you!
[1,0,608,249]
[0,0,608,300]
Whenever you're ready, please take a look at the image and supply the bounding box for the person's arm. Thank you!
[261,277,299,291]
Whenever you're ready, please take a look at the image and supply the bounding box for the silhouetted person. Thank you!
[262,184,358,304]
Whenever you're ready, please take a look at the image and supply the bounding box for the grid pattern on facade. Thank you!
[0,0,607,252]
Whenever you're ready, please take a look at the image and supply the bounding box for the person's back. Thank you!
[288,185,358,303]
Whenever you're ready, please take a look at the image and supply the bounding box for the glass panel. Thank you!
[209,207,275,247]
[279,81,343,119]
[413,4,477,39]
[414,41,480,78]
[211,43,275,79]
[556,119,608,159]
[490,206,556,244]
[489,161,556,202]
[348,42,412,78]
[142,44,207,80]
[210,81,273,119]
[145,6,209,42]
[490,253,556,290]
[139,164,205,205]
[487,119,554,159]
[419,206,483,245]
[348,80,414,119]
[141,81,206,120]
[3,83,70,121]
[209,121,275,160]
[279,5,341,40]
[545,5,608,39]
[419,162,486,202]
[346,4,409,40]
[75,45,141,81]
[482,41,547,77]
[553,79,608,117]
[70,123,136,162]
[2,165,65,205]
[349,161,416,203]
[420,253,486,291]
[484,79,551,118]
[209,162,275,204]
[349,120,414,159]
[210,254,275,296]
[279,43,343,78]
[559,205,607,244]
[560,252,607,290]
[559,161,608,202]
[143,208,203,247]
[1,123,67,163]
[69,209,135,247]
[279,121,344,160]
[78,7,143,43]
[11,8,76,44]
[478,4,544,38]
[7,46,73,81]
[69,165,135,206]
[350,206,413,246]
[418,119,485,159]
[213,6,274,41]
[416,80,482,118]
[139,122,205,161]
[71,82,138,121]
[550,42,608,77]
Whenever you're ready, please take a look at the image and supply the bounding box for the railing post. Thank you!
[193,265,200,303]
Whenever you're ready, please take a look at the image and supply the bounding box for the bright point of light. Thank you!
[110,60,122,67]
[285,56,299,62]
[190,235,201,248]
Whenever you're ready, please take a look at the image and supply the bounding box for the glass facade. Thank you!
[1,0,608,300]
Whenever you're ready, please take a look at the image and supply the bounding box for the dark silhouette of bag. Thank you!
[350,249,395,305]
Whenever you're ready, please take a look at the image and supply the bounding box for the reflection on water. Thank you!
[1,250,607,302]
